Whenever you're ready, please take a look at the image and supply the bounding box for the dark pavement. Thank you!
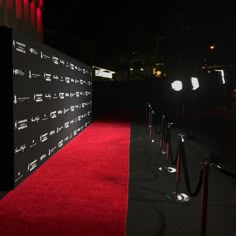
[126,108,236,236]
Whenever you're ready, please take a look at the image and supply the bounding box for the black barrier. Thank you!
[200,162,236,236]
[165,134,190,202]
[158,122,176,174]
[181,143,204,196]
[169,135,209,234]
[154,112,162,136]
[144,105,236,235]
[149,107,236,235]
[168,134,235,235]
[212,163,236,178]
[166,123,179,166]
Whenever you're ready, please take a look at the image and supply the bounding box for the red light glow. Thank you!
[0,0,3,8]
[16,0,22,19]
[209,45,215,50]
[7,0,13,12]
[38,0,43,8]
[30,1,36,29]
[36,7,42,33]
[23,0,29,24]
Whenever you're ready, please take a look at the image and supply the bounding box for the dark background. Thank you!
[43,2,236,69]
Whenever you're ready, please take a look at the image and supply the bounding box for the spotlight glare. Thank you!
[191,77,200,90]
[171,80,183,91]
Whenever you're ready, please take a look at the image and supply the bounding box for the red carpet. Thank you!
[0,114,130,236]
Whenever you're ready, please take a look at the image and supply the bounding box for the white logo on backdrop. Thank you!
[58,140,64,148]
[31,116,40,123]
[48,146,57,156]
[45,93,52,99]
[60,59,65,65]
[50,111,57,119]
[44,73,52,82]
[42,114,48,121]
[14,95,30,104]
[40,133,48,143]
[49,130,56,136]
[40,154,47,161]
[52,56,59,65]
[15,172,24,182]
[40,51,50,60]
[15,119,28,131]
[57,126,63,133]
[29,47,39,55]
[13,68,25,76]
[30,139,37,148]
[34,93,43,102]
[64,121,69,129]
[15,144,27,154]
[53,75,59,81]
[29,70,41,79]
[59,93,65,99]
[13,40,26,54]
[28,159,38,172]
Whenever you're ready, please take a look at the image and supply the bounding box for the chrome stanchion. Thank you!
[158,122,176,174]
[146,103,152,130]
[158,166,176,173]
[160,114,166,154]
[149,110,155,143]
[165,134,190,202]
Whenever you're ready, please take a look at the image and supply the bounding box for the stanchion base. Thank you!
[158,166,176,173]
[165,192,190,202]
[161,150,166,154]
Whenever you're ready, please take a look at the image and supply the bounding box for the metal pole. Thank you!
[175,136,182,196]
[149,110,155,143]
[165,134,190,202]
[200,160,209,236]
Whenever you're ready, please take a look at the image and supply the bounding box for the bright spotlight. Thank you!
[171,80,183,91]
[191,77,200,90]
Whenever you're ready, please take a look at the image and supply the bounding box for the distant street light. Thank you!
[127,51,136,80]
[209,44,215,50]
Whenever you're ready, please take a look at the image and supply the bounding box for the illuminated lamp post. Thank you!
[209,44,215,50]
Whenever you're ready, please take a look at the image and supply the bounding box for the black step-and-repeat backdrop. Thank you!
[0,27,93,190]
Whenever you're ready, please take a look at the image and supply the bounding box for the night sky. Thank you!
[43,2,236,67]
